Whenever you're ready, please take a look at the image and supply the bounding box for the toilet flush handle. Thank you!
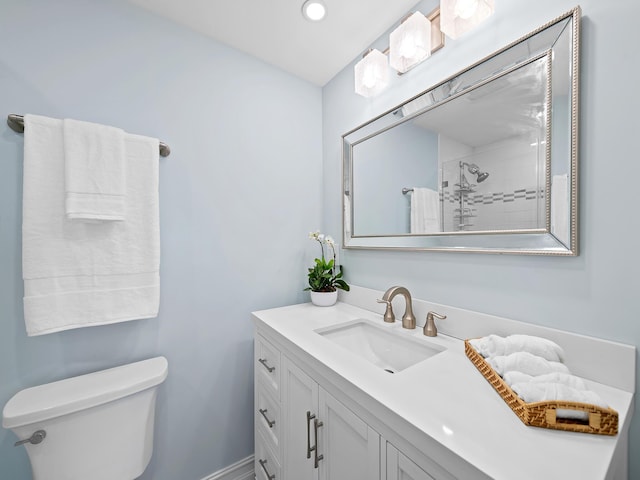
[14,429,46,447]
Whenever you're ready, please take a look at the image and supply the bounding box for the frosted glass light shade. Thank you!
[354,49,389,97]
[440,0,495,39]
[389,12,431,74]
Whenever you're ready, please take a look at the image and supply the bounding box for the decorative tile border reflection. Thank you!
[441,187,544,205]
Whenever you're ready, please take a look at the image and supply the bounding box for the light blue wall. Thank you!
[323,0,640,476]
[0,1,322,479]
[353,123,438,235]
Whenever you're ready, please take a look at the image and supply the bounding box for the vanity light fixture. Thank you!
[302,0,327,22]
[440,0,494,39]
[354,49,389,98]
[353,8,444,98]
[389,11,432,74]
[353,1,496,96]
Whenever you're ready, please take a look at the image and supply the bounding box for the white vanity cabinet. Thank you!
[253,296,635,480]
[281,357,380,480]
[254,335,281,480]
[254,331,460,480]
[255,333,380,480]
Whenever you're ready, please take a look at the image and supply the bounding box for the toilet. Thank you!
[2,356,168,480]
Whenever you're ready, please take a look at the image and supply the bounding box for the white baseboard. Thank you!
[201,455,254,480]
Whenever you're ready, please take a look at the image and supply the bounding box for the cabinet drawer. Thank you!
[387,443,437,480]
[256,386,281,456]
[256,335,281,397]
[256,429,281,480]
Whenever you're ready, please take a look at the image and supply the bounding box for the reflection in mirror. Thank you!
[343,7,579,255]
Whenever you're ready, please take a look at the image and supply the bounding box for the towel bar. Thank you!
[7,114,171,157]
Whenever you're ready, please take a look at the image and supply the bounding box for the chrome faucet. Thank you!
[377,286,416,329]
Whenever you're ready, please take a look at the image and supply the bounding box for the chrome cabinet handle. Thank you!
[258,458,275,480]
[306,411,315,459]
[14,430,46,447]
[259,408,276,428]
[313,417,324,468]
[258,358,275,373]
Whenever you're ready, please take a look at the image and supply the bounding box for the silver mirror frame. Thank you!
[342,7,580,255]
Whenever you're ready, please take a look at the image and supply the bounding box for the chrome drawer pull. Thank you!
[306,411,315,459]
[259,408,276,428]
[313,417,324,468]
[258,358,275,373]
[259,458,276,480]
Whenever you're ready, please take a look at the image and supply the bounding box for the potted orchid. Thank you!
[305,231,350,306]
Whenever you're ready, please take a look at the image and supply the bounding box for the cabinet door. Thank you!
[387,443,435,480]
[281,358,318,480]
[318,388,380,480]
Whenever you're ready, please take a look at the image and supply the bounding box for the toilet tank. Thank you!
[2,356,168,480]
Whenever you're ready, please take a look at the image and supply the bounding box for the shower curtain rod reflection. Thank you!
[6,114,171,157]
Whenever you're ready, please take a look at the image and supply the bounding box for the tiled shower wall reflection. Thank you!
[440,135,545,232]
[441,186,544,231]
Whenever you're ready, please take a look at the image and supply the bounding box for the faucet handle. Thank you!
[376,299,395,323]
[424,311,446,337]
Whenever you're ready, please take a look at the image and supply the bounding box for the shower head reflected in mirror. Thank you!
[475,171,489,182]
[465,162,490,183]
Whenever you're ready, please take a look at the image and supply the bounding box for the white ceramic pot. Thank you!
[310,290,338,307]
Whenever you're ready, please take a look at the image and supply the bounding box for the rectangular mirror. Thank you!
[343,7,580,255]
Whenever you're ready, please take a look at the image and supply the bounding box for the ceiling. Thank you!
[413,58,547,147]
[127,0,422,86]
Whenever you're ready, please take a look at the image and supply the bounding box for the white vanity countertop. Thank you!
[252,301,635,480]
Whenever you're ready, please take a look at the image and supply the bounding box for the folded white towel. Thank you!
[469,334,564,362]
[529,372,587,390]
[503,371,533,386]
[22,114,160,336]
[63,118,126,221]
[511,382,608,420]
[486,352,569,377]
[503,371,588,392]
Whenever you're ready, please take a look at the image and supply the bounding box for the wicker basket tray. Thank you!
[464,340,618,435]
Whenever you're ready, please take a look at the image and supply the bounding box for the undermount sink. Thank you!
[315,320,444,373]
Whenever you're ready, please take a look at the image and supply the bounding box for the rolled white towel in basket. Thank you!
[469,334,564,362]
[503,371,588,391]
[530,372,587,390]
[486,351,569,377]
[503,371,533,386]
[511,382,609,420]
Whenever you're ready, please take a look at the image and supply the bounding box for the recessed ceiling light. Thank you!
[302,0,327,22]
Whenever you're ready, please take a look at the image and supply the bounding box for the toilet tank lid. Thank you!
[2,356,168,429]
